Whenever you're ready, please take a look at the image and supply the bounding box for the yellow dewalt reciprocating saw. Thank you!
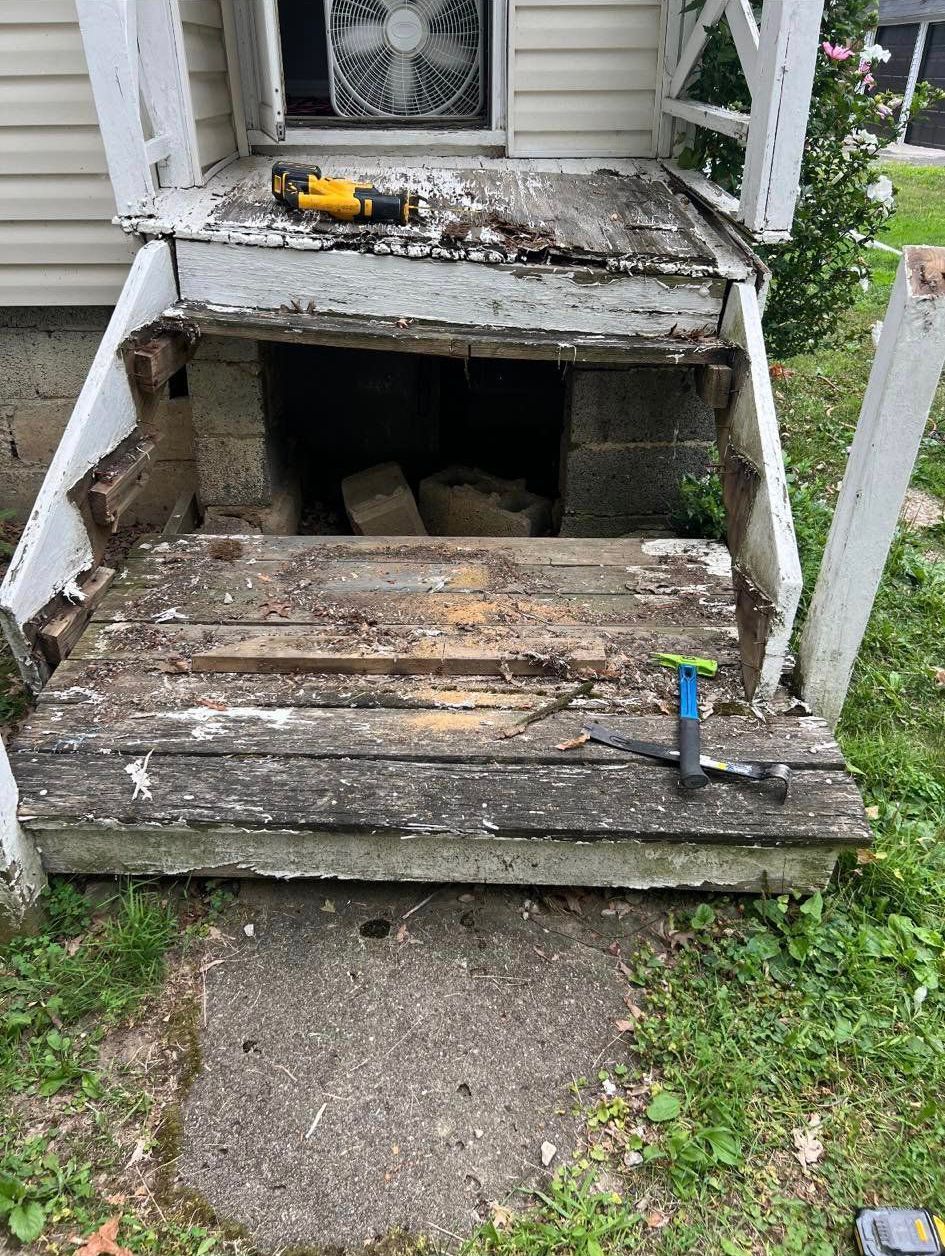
[271,161,419,225]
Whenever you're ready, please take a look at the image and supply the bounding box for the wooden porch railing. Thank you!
[660,0,825,241]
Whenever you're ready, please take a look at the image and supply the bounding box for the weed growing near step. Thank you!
[0,882,212,1251]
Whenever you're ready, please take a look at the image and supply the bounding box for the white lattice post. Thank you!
[0,739,45,939]
[798,248,945,727]
[76,0,155,215]
[738,0,824,238]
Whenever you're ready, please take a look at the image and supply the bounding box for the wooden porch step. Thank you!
[10,534,870,893]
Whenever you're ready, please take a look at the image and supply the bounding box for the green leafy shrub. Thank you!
[679,0,944,356]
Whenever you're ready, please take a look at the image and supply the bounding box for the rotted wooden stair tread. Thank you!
[12,533,870,884]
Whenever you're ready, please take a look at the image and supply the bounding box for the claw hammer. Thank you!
[655,653,717,791]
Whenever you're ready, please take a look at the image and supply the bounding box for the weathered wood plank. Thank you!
[17,701,846,768]
[92,587,731,629]
[30,822,846,894]
[175,242,726,339]
[798,248,945,727]
[13,752,869,848]
[71,621,740,666]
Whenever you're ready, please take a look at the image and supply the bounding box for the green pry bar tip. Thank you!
[654,653,718,677]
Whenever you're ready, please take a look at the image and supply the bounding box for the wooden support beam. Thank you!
[132,330,199,394]
[697,363,733,410]
[88,435,160,529]
[38,566,115,668]
[798,247,945,727]
[661,97,750,142]
[162,491,201,538]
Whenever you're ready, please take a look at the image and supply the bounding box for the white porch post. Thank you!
[738,0,824,237]
[76,0,156,215]
[798,247,945,727]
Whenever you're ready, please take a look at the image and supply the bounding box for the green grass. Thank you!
[464,163,945,1256]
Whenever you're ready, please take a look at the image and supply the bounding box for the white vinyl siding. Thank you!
[181,0,239,173]
[508,0,662,157]
[0,2,136,306]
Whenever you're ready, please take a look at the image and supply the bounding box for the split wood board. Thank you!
[16,702,847,769]
[167,302,738,367]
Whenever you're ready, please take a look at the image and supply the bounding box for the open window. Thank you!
[235,0,499,140]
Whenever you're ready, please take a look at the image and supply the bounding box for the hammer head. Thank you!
[654,652,718,677]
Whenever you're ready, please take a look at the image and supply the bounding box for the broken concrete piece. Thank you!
[201,481,301,536]
[342,462,427,536]
[541,1141,557,1167]
[419,465,551,537]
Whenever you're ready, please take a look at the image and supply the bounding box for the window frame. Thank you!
[233,0,508,149]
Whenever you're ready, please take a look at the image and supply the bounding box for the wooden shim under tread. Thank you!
[88,435,160,528]
[37,567,115,668]
[131,329,199,394]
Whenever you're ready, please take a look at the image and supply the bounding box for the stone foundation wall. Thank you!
[0,307,196,525]
[559,366,717,537]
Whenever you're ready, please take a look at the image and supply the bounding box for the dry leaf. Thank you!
[865,804,880,820]
[76,1217,133,1256]
[792,1115,824,1169]
[395,923,410,944]
[65,936,84,957]
[768,363,794,380]
[126,1136,148,1168]
[614,1019,635,1034]
[158,657,189,674]
[645,1210,670,1229]
[623,996,645,1022]
[490,1203,515,1230]
[556,731,590,752]
[259,600,292,618]
[563,892,583,915]
[933,667,945,688]
[197,697,227,711]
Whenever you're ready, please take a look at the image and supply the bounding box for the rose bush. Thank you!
[678,0,943,356]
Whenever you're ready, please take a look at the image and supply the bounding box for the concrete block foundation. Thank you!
[420,466,551,537]
[0,307,198,527]
[560,367,716,536]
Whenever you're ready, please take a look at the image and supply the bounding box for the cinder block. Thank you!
[0,329,104,400]
[0,468,46,521]
[194,435,274,506]
[203,481,301,536]
[120,460,198,528]
[342,462,426,536]
[9,399,74,464]
[562,442,715,519]
[188,359,268,438]
[419,465,550,537]
[149,397,195,462]
[0,306,112,332]
[194,336,262,364]
[566,368,714,445]
[559,513,668,538]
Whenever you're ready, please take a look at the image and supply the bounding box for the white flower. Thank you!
[848,128,880,153]
[862,42,891,63]
[866,174,894,208]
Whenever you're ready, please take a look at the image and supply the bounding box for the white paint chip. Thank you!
[125,749,154,801]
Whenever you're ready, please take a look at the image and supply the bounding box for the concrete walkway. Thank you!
[882,142,945,167]
[180,881,673,1251]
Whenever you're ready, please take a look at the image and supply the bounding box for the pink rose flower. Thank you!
[822,41,854,61]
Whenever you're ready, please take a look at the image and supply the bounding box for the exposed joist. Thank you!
[89,434,160,529]
[37,566,115,668]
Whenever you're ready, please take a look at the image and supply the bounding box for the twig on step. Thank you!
[498,680,595,739]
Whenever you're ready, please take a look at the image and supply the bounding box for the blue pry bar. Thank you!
[678,663,699,720]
